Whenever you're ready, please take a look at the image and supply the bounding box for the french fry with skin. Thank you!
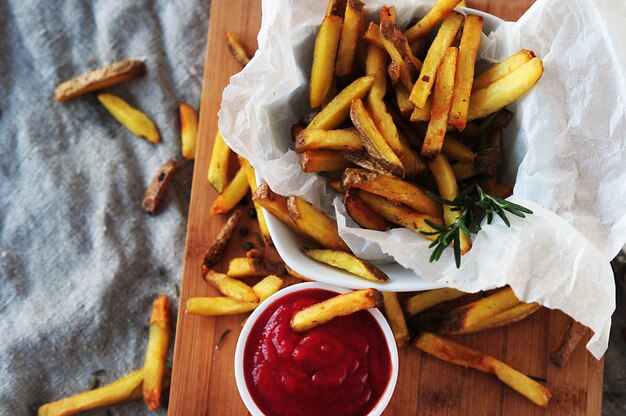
[326,0,347,17]
[415,332,552,407]
[287,195,351,251]
[180,102,198,160]
[472,50,535,91]
[186,297,258,316]
[143,295,171,411]
[141,158,181,215]
[295,128,363,152]
[303,248,389,282]
[209,167,250,215]
[404,287,467,316]
[405,0,462,42]
[447,302,541,335]
[291,288,384,332]
[550,319,588,368]
[343,151,397,177]
[208,131,231,193]
[227,257,286,278]
[365,44,387,100]
[358,191,443,238]
[310,15,343,108]
[343,168,442,218]
[307,75,374,130]
[226,32,251,67]
[441,135,475,163]
[382,292,410,347]
[202,209,242,266]
[409,12,463,109]
[410,95,432,122]
[335,0,364,76]
[344,187,389,231]
[380,5,396,23]
[300,150,353,172]
[394,84,414,115]
[467,57,544,121]
[421,47,458,161]
[97,93,159,143]
[428,154,472,254]
[202,267,259,303]
[253,275,284,302]
[252,184,310,239]
[379,20,419,91]
[363,22,386,50]
[449,15,483,130]
[238,157,271,243]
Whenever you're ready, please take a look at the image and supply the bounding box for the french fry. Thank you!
[363,22,385,50]
[252,184,310,238]
[296,128,363,152]
[326,0,347,17]
[207,131,231,193]
[343,151,397,177]
[421,47,458,161]
[380,5,396,23]
[328,178,345,193]
[141,158,181,215]
[410,95,432,122]
[409,12,463,109]
[335,0,364,76]
[291,288,383,332]
[405,0,462,42]
[395,84,415,115]
[468,57,544,121]
[379,20,419,91]
[550,319,588,368]
[365,44,388,100]
[237,157,271,243]
[428,154,472,254]
[209,167,250,215]
[185,297,258,316]
[303,248,389,282]
[54,60,145,102]
[226,32,251,66]
[358,191,443,238]
[344,187,389,231]
[440,286,521,333]
[308,75,374,130]
[292,124,306,141]
[143,295,171,411]
[287,195,351,251]
[310,15,343,108]
[350,98,405,177]
[202,209,242,266]
[441,135,475,163]
[253,275,284,302]
[449,15,483,130]
[472,50,535,91]
[300,150,352,172]
[404,287,467,316]
[97,93,160,143]
[285,264,313,281]
[398,131,427,177]
[447,302,541,335]
[227,257,286,278]
[451,162,476,181]
[180,102,198,160]
[343,168,442,218]
[366,98,405,160]
[382,292,410,346]
[202,267,259,303]
[415,332,552,407]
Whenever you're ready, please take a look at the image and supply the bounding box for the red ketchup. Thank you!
[243,288,391,416]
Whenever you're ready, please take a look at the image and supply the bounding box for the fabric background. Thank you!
[0,0,623,415]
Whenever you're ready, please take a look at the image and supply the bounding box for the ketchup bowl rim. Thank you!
[234,282,399,416]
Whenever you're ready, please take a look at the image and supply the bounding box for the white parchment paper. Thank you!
[218,0,626,358]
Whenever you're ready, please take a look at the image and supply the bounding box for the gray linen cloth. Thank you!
[0,1,624,415]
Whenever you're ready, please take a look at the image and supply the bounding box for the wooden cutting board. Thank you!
[169,1,604,415]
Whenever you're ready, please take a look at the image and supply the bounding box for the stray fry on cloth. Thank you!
[287,195,351,251]
[210,167,250,215]
[291,288,383,332]
[141,158,181,215]
[202,267,259,303]
[202,210,243,267]
[382,292,410,346]
[404,287,467,316]
[143,295,171,411]
[550,319,588,368]
[303,248,389,282]
[226,32,252,67]
[227,257,286,278]
[180,102,198,160]
[54,60,145,102]
[97,93,160,143]
[208,131,231,193]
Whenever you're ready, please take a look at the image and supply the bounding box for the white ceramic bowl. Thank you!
[256,7,505,292]
[234,282,399,416]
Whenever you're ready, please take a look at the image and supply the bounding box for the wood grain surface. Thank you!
[169,1,604,415]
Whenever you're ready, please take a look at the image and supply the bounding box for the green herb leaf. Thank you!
[215,329,231,349]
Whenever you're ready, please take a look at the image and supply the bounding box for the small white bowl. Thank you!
[234,282,399,416]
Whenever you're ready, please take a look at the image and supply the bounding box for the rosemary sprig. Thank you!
[421,182,532,268]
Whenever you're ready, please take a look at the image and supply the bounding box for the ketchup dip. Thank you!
[242,288,392,416]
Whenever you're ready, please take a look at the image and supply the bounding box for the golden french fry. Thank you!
[366,98,404,159]
[300,150,352,172]
[97,93,159,143]
[410,95,432,122]
[287,195,351,251]
[449,302,541,335]
[405,0,462,42]
[421,47,458,161]
[291,288,383,332]
[344,187,388,231]
[441,135,475,163]
[394,84,415,115]
[335,0,364,76]
[382,292,410,346]
[343,168,442,218]
[404,287,467,316]
[365,44,388,100]
[303,248,389,282]
[141,158,181,215]
[550,319,588,368]
[379,20,419,91]
[252,184,310,238]
[409,12,463,109]
[326,0,347,17]
[358,191,443,238]
[227,257,286,278]
[252,275,284,302]
[143,295,171,411]
[343,151,397,177]
[468,57,544,121]
[308,75,374,130]
[296,128,363,152]
[226,32,251,66]
[237,157,271,243]
[363,22,385,50]
[185,297,258,316]
[202,268,259,303]
[451,161,476,181]
[449,15,483,130]
[415,332,551,407]
[285,264,313,281]
[202,210,242,266]
[310,15,343,108]
[472,50,535,91]
[209,167,250,215]
[180,102,198,160]
[350,98,405,177]
[207,131,231,193]
[54,60,145,102]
